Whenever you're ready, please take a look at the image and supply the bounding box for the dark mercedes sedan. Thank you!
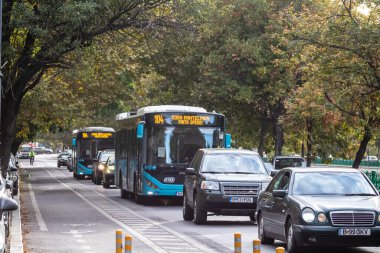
[183,149,272,224]
[256,167,380,253]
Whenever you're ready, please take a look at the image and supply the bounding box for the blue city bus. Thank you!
[114,105,231,203]
[71,127,115,179]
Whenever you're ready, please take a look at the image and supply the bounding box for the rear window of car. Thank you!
[275,158,305,169]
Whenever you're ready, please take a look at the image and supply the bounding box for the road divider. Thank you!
[116,230,133,253]
[252,239,261,253]
[125,235,132,253]
[116,230,123,253]
[234,233,242,253]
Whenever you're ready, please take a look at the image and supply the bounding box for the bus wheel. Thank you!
[103,180,110,189]
[134,178,144,204]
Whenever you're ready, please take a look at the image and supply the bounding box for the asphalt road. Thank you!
[19,154,380,253]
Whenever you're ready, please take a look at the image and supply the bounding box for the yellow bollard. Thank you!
[234,233,242,253]
[276,247,285,253]
[252,239,261,253]
[116,230,123,253]
[125,235,132,253]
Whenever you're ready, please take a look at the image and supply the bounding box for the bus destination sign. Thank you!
[153,114,217,126]
[81,132,114,139]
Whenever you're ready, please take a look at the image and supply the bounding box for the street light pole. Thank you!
[0,0,3,169]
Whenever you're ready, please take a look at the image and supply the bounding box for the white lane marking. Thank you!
[28,183,48,231]
[74,234,82,238]
[81,246,91,250]
[76,239,85,243]
[53,168,217,253]
[45,169,167,253]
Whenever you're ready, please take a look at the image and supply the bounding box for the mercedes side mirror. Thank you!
[273,189,287,198]
[185,168,196,175]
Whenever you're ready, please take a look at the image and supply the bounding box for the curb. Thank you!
[9,190,24,253]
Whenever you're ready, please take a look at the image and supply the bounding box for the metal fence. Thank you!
[314,158,380,167]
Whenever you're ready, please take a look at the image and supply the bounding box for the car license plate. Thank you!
[176,191,183,196]
[338,228,371,236]
[230,197,253,203]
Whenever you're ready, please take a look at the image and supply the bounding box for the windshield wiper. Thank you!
[344,193,377,196]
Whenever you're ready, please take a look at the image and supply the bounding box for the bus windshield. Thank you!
[79,138,114,159]
[148,127,218,164]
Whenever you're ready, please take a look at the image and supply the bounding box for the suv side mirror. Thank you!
[270,170,279,177]
[10,166,18,172]
[185,168,196,175]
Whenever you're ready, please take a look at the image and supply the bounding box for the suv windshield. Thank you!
[21,146,31,152]
[202,154,267,174]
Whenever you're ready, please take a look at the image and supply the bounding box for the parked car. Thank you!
[183,149,272,224]
[362,156,379,162]
[7,153,19,196]
[0,193,18,252]
[57,153,71,167]
[256,167,380,253]
[34,147,46,154]
[45,148,54,154]
[92,150,115,185]
[272,156,306,171]
[102,155,115,188]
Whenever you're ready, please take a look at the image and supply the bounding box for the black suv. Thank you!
[183,149,272,224]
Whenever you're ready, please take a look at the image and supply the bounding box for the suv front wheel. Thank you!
[182,192,194,221]
[193,193,207,225]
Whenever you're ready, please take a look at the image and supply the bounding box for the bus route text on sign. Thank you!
[153,114,215,126]
[81,132,113,139]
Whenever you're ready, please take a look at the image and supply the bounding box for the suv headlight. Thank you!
[201,181,219,190]
[378,213,380,223]
[261,182,270,191]
[98,164,105,171]
[302,208,315,223]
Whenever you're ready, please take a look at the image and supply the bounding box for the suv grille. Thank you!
[330,211,375,226]
[223,185,259,196]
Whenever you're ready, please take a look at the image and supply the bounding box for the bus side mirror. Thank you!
[72,138,77,147]
[224,133,231,148]
[137,122,145,139]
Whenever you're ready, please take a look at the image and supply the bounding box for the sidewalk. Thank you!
[8,194,23,253]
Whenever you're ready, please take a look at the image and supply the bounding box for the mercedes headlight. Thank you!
[302,208,315,223]
[378,213,380,223]
[201,181,219,190]
[317,213,327,223]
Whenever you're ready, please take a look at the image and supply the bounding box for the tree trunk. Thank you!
[12,137,23,155]
[352,125,372,169]
[306,118,313,167]
[0,78,24,176]
[274,119,284,156]
[258,116,268,157]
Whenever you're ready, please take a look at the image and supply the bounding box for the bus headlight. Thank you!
[145,179,158,189]
[302,208,315,223]
[201,181,219,190]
